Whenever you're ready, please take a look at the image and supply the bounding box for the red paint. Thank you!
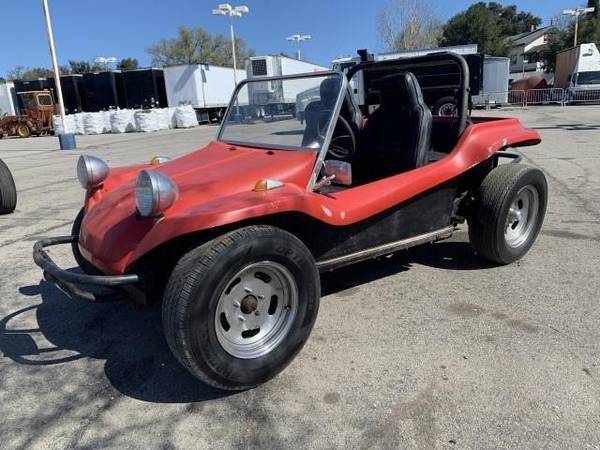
[79,117,540,274]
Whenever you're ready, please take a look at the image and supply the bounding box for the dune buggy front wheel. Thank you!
[468,163,548,265]
[162,225,320,391]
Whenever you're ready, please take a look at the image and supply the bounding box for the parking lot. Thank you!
[1,106,599,449]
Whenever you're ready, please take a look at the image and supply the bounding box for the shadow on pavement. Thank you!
[1,239,491,404]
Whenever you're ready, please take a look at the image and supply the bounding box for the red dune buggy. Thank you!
[34,53,547,390]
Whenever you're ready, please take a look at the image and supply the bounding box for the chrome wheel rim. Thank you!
[214,261,298,359]
[504,185,539,248]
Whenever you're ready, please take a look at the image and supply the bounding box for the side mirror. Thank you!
[323,160,352,186]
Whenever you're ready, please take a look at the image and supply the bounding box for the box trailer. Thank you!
[46,74,86,114]
[123,68,168,109]
[555,43,600,101]
[246,55,328,116]
[164,64,246,122]
[83,71,126,112]
[0,82,18,117]
[472,56,510,106]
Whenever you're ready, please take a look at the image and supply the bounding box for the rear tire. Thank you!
[0,158,17,214]
[468,163,547,265]
[162,225,320,391]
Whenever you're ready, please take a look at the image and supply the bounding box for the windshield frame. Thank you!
[217,70,348,191]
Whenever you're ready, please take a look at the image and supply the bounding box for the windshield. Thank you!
[218,73,343,151]
[576,71,600,85]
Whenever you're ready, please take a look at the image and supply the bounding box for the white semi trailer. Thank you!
[0,82,18,117]
[245,55,328,116]
[164,64,246,122]
[555,43,600,102]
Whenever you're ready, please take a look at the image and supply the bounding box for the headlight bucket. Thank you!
[135,170,179,218]
[77,155,110,189]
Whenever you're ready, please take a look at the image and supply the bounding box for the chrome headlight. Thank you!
[135,170,179,218]
[77,155,109,189]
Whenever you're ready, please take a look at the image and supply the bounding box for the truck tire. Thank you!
[468,163,547,265]
[0,158,17,214]
[71,208,100,274]
[16,123,31,138]
[163,225,320,391]
[434,96,457,116]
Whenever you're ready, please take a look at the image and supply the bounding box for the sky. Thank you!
[0,0,570,78]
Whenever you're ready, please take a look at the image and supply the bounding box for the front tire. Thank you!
[0,158,17,214]
[162,225,320,391]
[16,123,31,138]
[468,163,547,265]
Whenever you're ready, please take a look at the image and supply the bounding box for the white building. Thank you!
[506,26,555,81]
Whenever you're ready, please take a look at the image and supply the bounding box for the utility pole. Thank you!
[563,6,596,47]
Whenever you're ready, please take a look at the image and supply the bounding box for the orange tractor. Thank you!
[0,90,55,138]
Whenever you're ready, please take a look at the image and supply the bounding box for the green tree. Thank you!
[146,26,254,68]
[69,60,106,74]
[117,58,139,70]
[441,2,542,55]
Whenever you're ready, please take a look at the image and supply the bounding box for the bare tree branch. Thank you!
[378,0,442,51]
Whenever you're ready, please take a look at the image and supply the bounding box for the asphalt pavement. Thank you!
[0,106,599,449]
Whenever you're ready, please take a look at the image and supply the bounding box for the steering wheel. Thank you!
[316,110,356,159]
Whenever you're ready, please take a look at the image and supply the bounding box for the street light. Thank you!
[562,6,595,47]
[41,0,75,149]
[286,34,312,61]
[94,56,117,71]
[212,3,249,87]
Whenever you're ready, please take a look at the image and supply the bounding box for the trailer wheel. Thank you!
[16,123,31,138]
[468,164,547,265]
[162,225,320,391]
[0,158,17,214]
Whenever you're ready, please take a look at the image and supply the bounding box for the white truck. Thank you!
[0,82,18,117]
[555,43,600,103]
[246,55,328,116]
[164,64,247,122]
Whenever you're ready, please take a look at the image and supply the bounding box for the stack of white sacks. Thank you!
[52,105,198,135]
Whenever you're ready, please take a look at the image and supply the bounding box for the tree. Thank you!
[378,0,442,51]
[6,66,55,80]
[117,58,139,70]
[146,26,255,68]
[441,2,542,55]
[69,60,105,74]
[588,0,599,16]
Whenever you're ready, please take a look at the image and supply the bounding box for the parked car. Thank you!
[33,52,548,391]
[0,158,17,214]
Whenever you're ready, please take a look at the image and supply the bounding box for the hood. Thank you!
[79,140,316,272]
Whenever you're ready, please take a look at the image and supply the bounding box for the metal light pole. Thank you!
[41,1,66,132]
[286,34,312,60]
[563,7,595,47]
[213,3,249,88]
[94,56,117,72]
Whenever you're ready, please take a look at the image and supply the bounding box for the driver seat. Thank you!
[357,72,432,181]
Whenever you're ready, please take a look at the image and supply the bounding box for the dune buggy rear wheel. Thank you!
[468,163,547,265]
[162,225,320,391]
[0,158,17,214]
